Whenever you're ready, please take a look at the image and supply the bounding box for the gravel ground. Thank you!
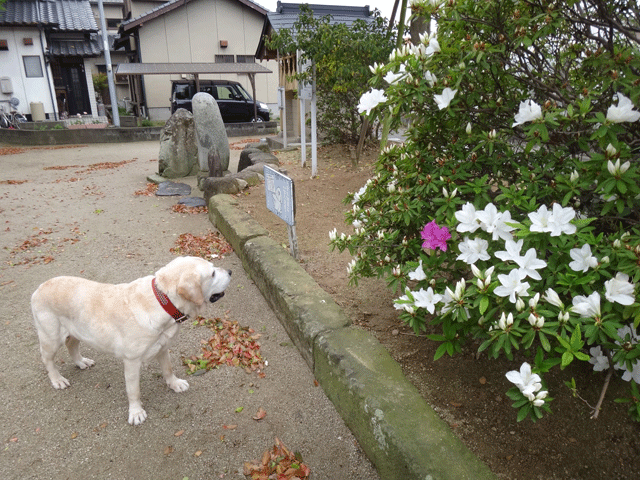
[0,140,379,480]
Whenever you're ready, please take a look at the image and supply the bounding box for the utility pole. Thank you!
[97,0,120,126]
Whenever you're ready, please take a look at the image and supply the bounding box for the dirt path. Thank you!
[0,142,379,480]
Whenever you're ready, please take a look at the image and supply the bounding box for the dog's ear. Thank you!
[177,272,204,306]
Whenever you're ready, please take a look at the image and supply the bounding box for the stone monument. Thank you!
[192,92,230,173]
[157,108,199,178]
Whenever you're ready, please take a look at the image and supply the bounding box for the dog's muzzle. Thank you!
[210,292,225,303]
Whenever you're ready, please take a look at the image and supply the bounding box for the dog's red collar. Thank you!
[152,277,188,323]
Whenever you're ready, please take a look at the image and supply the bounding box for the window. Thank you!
[215,54,235,63]
[23,56,43,77]
[236,55,255,64]
[107,19,120,30]
[0,40,8,51]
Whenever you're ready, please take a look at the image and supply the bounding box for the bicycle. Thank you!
[0,105,27,129]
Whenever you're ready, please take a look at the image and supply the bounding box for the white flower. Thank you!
[498,312,514,330]
[532,390,548,407]
[412,287,443,314]
[589,346,610,372]
[455,202,481,233]
[528,313,545,328]
[408,259,427,281]
[476,203,514,241]
[570,170,579,183]
[606,92,640,123]
[620,361,640,383]
[394,290,416,314]
[528,205,552,233]
[543,288,564,308]
[456,237,490,264]
[495,269,530,304]
[571,291,601,318]
[434,87,457,110]
[607,158,631,176]
[352,184,368,203]
[329,228,338,241]
[605,272,635,306]
[495,238,523,263]
[357,89,388,116]
[548,204,576,236]
[383,64,407,85]
[465,122,472,134]
[512,99,543,127]
[346,258,357,275]
[425,37,440,56]
[425,70,437,87]
[569,244,598,272]
[505,362,542,398]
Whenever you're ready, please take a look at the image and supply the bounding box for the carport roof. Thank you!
[115,62,272,76]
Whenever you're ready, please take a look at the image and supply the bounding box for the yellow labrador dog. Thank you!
[31,256,232,425]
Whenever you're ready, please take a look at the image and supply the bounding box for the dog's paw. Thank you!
[49,374,70,389]
[75,357,95,369]
[128,406,148,425]
[168,377,189,393]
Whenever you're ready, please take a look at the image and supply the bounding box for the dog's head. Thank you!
[155,256,232,317]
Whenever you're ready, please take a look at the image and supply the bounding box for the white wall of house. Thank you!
[0,27,57,120]
[136,0,278,121]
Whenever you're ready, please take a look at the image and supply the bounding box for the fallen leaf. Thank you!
[194,450,202,457]
[253,407,267,421]
[222,424,237,430]
[164,445,174,455]
[174,429,185,437]
[71,432,78,439]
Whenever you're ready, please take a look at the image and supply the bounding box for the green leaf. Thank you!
[479,296,489,315]
[561,351,574,368]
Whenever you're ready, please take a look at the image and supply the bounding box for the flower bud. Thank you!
[570,170,579,183]
[606,143,617,157]
[516,297,525,311]
[466,122,472,134]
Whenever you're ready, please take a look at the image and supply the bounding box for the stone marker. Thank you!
[178,197,207,207]
[208,149,223,178]
[237,147,279,172]
[156,181,191,196]
[157,109,199,178]
[192,92,230,172]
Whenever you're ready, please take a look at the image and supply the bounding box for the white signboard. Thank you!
[264,165,295,226]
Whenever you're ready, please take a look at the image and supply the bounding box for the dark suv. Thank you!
[170,80,270,122]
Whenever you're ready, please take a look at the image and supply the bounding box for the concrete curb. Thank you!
[209,194,496,480]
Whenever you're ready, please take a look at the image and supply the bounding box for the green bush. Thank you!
[330,0,640,422]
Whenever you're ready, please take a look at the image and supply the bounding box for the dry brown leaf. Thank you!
[174,429,184,437]
[253,407,267,421]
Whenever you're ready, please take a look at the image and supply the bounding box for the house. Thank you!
[116,0,279,121]
[0,0,130,120]
[255,1,374,138]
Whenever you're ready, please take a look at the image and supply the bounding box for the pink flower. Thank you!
[421,220,451,252]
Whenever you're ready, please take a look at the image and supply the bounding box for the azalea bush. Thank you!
[330,0,640,421]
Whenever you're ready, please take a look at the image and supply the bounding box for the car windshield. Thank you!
[235,84,253,101]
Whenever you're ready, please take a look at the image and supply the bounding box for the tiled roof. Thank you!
[0,0,98,32]
[49,38,102,56]
[267,2,372,32]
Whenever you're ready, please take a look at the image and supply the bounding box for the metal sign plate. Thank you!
[264,165,295,226]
